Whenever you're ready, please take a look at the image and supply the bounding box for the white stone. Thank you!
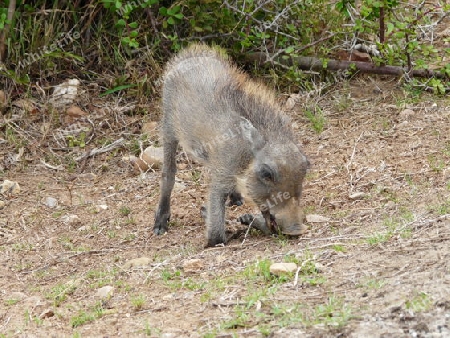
[96,285,114,299]
[183,259,204,273]
[0,180,20,194]
[122,257,152,269]
[43,196,58,208]
[270,262,298,276]
[306,214,331,223]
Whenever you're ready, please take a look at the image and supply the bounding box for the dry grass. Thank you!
[1,75,449,337]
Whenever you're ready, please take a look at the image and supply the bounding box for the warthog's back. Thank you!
[161,44,294,164]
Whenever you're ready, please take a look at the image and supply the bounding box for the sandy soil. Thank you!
[1,76,449,337]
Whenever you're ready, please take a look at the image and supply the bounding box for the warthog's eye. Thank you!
[258,164,275,183]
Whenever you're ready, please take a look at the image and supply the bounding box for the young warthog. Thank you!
[154,44,309,247]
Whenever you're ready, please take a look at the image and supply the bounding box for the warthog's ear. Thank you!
[296,144,310,169]
[240,117,264,153]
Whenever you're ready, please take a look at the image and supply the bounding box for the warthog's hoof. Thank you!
[205,235,227,248]
[238,214,271,235]
[279,222,307,236]
[227,192,244,207]
[153,213,170,235]
[153,225,168,235]
[238,213,306,236]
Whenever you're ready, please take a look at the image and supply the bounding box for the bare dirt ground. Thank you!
[1,76,449,337]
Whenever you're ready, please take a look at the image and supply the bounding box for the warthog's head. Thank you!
[237,119,309,235]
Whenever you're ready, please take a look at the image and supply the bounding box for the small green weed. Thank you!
[119,206,131,217]
[131,294,146,311]
[358,278,386,290]
[305,108,326,134]
[366,232,392,245]
[332,244,346,252]
[427,154,446,173]
[4,298,20,306]
[405,292,432,312]
[143,321,161,336]
[46,282,77,307]
[70,302,104,328]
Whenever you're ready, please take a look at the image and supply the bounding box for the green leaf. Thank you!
[116,19,126,28]
[159,7,168,15]
[285,46,295,54]
[386,22,394,34]
[100,84,137,97]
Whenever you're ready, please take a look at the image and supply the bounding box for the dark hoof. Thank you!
[238,213,272,235]
[238,213,254,225]
[153,225,168,235]
[154,213,170,235]
[227,192,244,207]
[205,236,227,247]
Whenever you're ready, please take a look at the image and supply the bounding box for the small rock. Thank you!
[0,200,5,209]
[399,108,415,119]
[174,181,186,193]
[51,79,80,108]
[141,146,164,169]
[122,257,152,269]
[61,214,80,224]
[96,285,114,299]
[126,145,164,174]
[39,308,55,319]
[65,105,88,125]
[126,155,148,174]
[385,200,396,209]
[395,121,409,129]
[9,291,27,302]
[314,262,325,273]
[161,333,180,338]
[351,50,371,62]
[349,192,366,200]
[22,296,48,311]
[306,214,330,223]
[42,196,58,208]
[0,180,21,195]
[270,262,298,276]
[142,121,159,136]
[284,97,297,110]
[12,98,38,114]
[77,173,97,182]
[183,259,204,273]
[96,204,108,211]
[77,225,91,232]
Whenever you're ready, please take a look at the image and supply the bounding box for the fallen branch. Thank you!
[75,137,125,161]
[245,53,449,80]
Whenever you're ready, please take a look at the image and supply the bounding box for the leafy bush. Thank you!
[0,0,448,93]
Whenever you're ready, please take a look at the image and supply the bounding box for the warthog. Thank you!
[154,44,309,247]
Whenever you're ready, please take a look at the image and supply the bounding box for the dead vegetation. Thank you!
[0,75,449,337]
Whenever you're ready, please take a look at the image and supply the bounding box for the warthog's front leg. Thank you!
[154,139,178,235]
[205,185,228,247]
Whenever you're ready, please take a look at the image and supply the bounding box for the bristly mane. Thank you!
[165,43,294,142]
